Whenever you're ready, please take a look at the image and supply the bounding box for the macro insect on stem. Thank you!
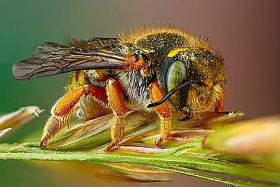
[12,26,226,151]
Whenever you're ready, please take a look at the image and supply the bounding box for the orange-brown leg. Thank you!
[214,88,225,112]
[148,82,172,147]
[40,85,108,149]
[40,87,85,149]
[104,78,129,152]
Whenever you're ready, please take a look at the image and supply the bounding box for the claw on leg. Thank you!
[40,115,68,149]
[104,116,125,152]
[155,117,171,147]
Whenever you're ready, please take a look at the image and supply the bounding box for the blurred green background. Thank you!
[0,0,279,186]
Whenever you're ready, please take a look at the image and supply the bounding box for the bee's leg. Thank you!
[214,88,225,112]
[104,78,129,152]
[40,87,86,149]
[40,85,108,149]
[148,82,172,147]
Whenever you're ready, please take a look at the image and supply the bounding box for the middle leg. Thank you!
[104,78,130,151]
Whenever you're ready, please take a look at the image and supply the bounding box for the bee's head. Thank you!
[154,47,226,110]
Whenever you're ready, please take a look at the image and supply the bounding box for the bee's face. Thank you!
[120,28,226,111]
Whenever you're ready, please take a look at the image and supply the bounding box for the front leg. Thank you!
[148,82,172,147]
[104,78,130,152]
[214,86,225,112]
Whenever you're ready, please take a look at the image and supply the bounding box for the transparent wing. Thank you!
[12,41,128,80]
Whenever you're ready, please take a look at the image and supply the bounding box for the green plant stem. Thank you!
[0,143,279,185]
[153,165,274,187]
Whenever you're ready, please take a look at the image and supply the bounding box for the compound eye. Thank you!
[127,52,147,70]
[166,60,188,108]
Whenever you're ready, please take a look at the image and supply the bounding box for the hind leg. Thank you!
[40,85,109,149]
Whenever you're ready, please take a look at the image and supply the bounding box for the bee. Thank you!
[12,26,226,151]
